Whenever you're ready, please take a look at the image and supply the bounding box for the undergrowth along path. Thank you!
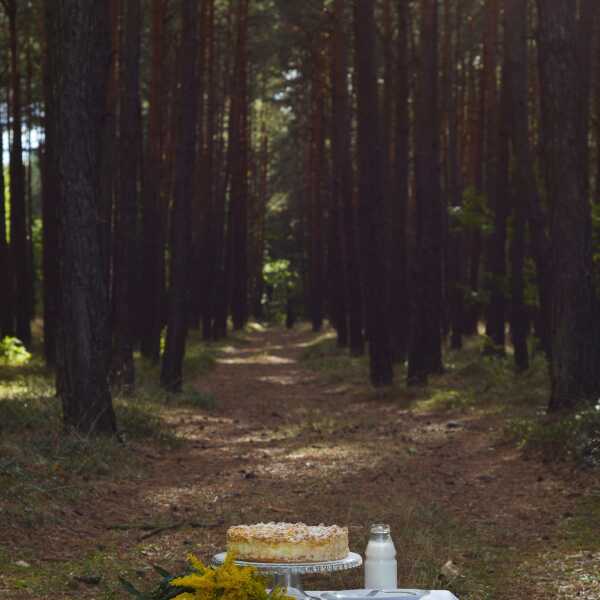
[1,325,599,599]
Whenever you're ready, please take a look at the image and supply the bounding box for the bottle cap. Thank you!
[370,523,390,535]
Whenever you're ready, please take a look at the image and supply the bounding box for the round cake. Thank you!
[226,522,349,563]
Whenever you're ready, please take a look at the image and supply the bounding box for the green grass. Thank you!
[300,329,552,413]
[300,334,370,384]
[505,404,600,465]
[0,543,144,600]
[0,333,222,546]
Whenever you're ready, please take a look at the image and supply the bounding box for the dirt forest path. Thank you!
[4,326,600,599]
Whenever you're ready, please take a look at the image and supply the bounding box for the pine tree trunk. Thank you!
[49,0,116,435]
[382,0,394,349]
[25,38,35,323]
[446,0,464,351]
[408,0,443,384]
[309,38,325,333]
[190,0,209,331]
[141,0,166,362]
[511,3,552,360]
[490,34,510,354]
[202,0,218,340]
[354,0,393,387]
[227,0,250,331]
[504,0,530,371]
[390,0,410,362]
[6,0,31,348]
[576,2,599,200]
[325,15,346,346]
[464,53,484,336]
[113,0,141,391]
[98,0,119,303]
[211,28,232,341]
[332,0,363,355]
[0,100,13,338]
[482,0,507,353]
[41,0,60,366]
[161,0,199,392]
[537,0,600,409]
[251,125,268,320]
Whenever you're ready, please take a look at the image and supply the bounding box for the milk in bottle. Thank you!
[364,523,397,589]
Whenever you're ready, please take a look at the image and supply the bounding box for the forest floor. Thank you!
[1,324,600,599]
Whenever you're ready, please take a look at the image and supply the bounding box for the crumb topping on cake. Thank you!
[227,522,347,544]
[226,521,349,562]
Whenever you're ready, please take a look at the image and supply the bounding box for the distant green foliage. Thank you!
[523,257,540,308]
[449,186,493,234]
[263,258,293,287]
[459,284,488,311]
[262,258,299,322]
[0,337,31,365]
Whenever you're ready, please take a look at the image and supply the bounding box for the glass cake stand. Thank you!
[212,552,363,600]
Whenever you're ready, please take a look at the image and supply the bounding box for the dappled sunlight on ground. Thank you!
[217,354,296,365]
[295,332,336,348]
[257,373,306,385]
[219,343,286,355]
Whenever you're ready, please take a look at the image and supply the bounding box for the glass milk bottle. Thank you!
[364,523,397,590]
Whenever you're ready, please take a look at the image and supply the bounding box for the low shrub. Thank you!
[506,402,600,466]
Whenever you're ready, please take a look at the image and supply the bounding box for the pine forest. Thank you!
[0,1,599,599]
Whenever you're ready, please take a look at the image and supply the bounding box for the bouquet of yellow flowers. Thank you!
[121,553,293,600]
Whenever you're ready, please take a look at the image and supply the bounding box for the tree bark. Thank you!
[354,0,393,387]
[49,0,116,435]
[537,0,600,410]
[113,0,141,391]
[576,1,599,200]
[333,0,363,356]
[446,0,464,351]
[6,0,31,348]
[327,31,347,347]
[140,0,166,362]
[0,92,13,339]
[390,0,410,362]
[309,36,325,333]
[161,0,199,392]
[228,0,250,331]
[463,44,484,337]
[98,0,119,303]
[41,0,60,366]
[190,0,209,331]
[482,0,507,353]
[202,0,218,340]
[212,5,234,341]
[504,0,530,371]
[408,0,443,384]
[25,34,35,324]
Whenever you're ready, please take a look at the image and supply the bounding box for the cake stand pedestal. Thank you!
[212,552,363,600]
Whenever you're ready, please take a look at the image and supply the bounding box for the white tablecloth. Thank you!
[310,590,458,600]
